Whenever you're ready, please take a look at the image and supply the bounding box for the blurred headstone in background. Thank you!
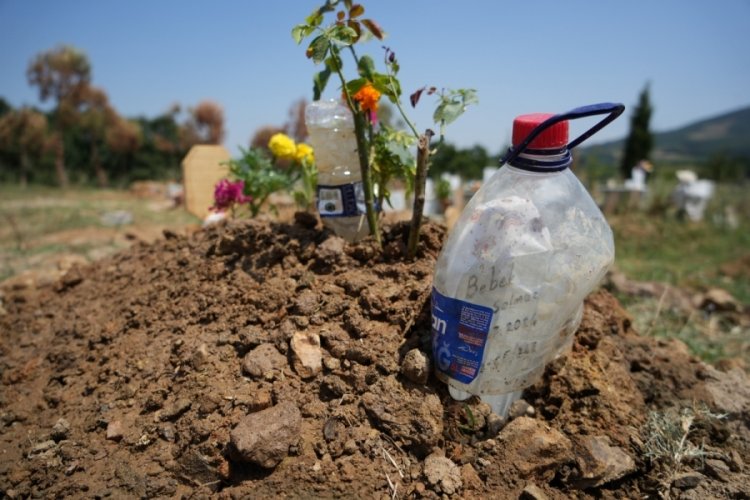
[672,169,714,222]
[182,145,231,219]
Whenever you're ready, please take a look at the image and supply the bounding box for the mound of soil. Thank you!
[1,217,748,499]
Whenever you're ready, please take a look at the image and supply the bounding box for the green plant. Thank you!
[293,0,476,257]
[435,177,452,203]
[224,147,294,217]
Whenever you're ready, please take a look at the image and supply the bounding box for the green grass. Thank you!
[609,181,750,365]
[612,182,750,304]
[0,184,200,281]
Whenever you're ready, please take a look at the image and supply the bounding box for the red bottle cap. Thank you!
[512,113,569,149]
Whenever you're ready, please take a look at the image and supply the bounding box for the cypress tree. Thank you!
[620,84,654,179]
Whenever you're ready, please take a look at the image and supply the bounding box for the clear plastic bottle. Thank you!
[305,100,369,242]
[431,105,623,416]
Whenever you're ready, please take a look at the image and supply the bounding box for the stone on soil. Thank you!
[230,401,302,469]
[520,484,549,500]
[401,348,430,384]
[574,435,636,487]
[290,331,322,379]
[106,420,124,441]
[498,417,573,478]
[241,343,287,379]
[423,453,462,495]
[672,471,704,490]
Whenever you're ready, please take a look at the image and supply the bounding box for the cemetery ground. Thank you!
[0,184,748,498]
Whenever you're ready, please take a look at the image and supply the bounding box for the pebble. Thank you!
[423,452,463,495]
[159,398,192,422]
[230,401,302,469]
[520,484,548,500]
[486,413,507,437]
[241,344,287,379]
[703,459,731,482]
[290,331,322,379]
[51,418,71,441]
[575,435,636,488]
[508,400,535,420]
[401,349,430,385]
[294,289,319,316]
[106,420,124,441]
[672,472,704,490]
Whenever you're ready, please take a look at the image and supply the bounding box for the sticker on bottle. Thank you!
[431,287,494,384]
[317,183,365,217]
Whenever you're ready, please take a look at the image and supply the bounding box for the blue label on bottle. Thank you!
[431,287,494,384]
[317,183,365,217]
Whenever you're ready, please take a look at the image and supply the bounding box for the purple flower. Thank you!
[211,179,252,212]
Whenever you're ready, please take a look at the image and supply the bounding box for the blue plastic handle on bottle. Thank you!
[501,102,625,167]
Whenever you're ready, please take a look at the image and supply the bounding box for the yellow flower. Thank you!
[268,133,297,160]
[295,143,314,163]
[352,83,381,114]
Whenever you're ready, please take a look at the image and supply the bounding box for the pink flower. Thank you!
[211,179,252,212]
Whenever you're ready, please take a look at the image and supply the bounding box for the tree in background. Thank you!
[27,44,92,187]
[429,142,493,180]
[0,107,48,186]
[187,100,225,145]
[77,85,116,187]
[106,116,142,178]
[620,83,654,179]
[250,125,287,153]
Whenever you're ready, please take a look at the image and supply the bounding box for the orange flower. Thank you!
[352,83,381,114]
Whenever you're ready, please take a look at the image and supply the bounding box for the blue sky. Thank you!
[1,0,749,156]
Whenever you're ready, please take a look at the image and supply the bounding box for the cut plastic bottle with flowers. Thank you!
[293,0,477,253]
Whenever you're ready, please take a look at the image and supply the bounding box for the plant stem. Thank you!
[407,129,434,259]
[332,48,381,246]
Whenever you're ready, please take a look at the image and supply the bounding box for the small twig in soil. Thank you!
[406,130,434,260]
[381,445,404,479]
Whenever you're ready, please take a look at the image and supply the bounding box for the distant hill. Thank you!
[580,105,750,166]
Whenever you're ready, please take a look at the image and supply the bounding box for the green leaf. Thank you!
[371,74,400,103]
[328,25,358,45]
[305,11,324,27]
[291,24,315,44]
[324,55,342,73]
[306,35,330,63]
[313,67,332,101]
[433,101,464,125]
[345,77,367,96]
[357,55,376,80]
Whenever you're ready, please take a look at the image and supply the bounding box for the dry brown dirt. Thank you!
[1,216,748,499]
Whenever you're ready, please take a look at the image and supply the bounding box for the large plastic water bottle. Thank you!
[431,103,625,416]
[305,100,369,242]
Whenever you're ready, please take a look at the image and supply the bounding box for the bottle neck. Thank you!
[506,146,572,173]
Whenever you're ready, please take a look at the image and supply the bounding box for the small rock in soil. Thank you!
[520,483,549,500]
[423,452,462,496]
[728,449,744,472]
[401,348,430,384]
[672,471,704,490]
[241,343,287,379]
[290,331,322,379]
[508,399,535,420]
[106,420,124,441]
[230,401,302,469]
[159,398,191,422]
[190,343,210,370]
[51,417,71,441]
[315,236,346,263]
[460,463,483,491]
[486,413,507,437]
[293,289,319,316]
[498,417,573,478]
[574,435,636,488]
[703,458,731,482]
